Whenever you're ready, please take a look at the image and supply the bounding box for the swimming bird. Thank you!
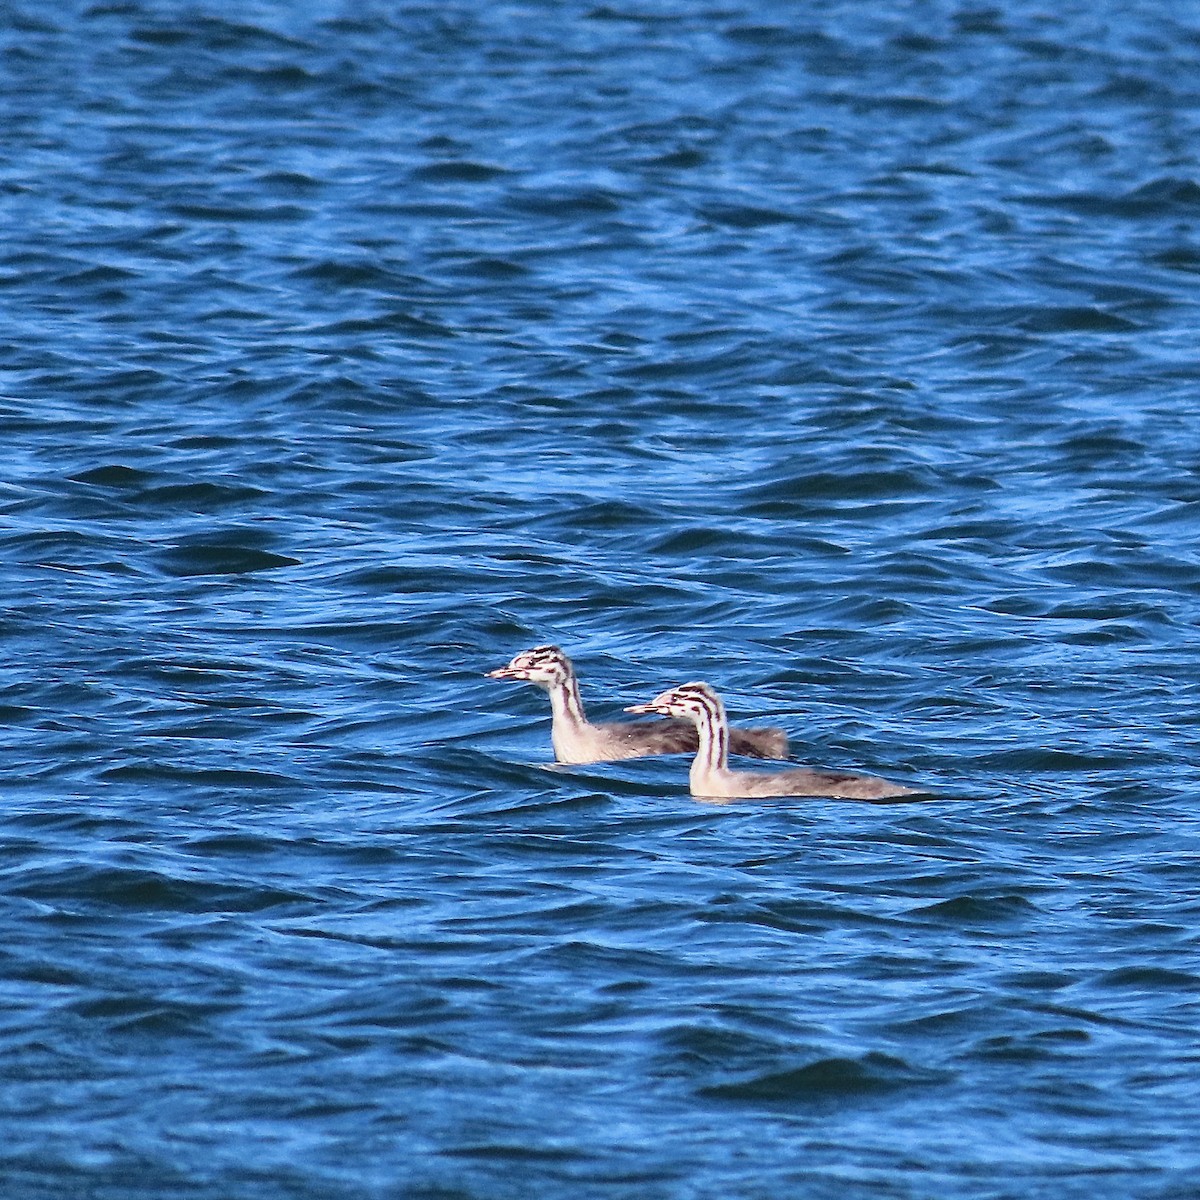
[626,681,919,800]
[487,646,789,765]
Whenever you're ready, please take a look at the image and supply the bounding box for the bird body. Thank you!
[487,646,788,765]
[627,681,918,800]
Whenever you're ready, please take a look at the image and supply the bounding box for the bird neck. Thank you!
[547,673,589,732]
[689,699,729,790]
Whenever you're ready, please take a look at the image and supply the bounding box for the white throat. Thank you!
[688,699,730,794]
[547,675,590,761]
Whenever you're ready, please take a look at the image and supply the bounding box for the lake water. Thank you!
[2,2,1199,1197]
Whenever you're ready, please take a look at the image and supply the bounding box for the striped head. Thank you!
[625,681,726,727]
[486,644,574,688]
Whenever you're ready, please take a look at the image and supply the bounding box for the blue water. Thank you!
[3,2,1200,1196]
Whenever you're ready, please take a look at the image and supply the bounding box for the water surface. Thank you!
[2,2,1199,1197]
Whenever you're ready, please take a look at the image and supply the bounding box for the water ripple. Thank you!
[2,1,1200,1197]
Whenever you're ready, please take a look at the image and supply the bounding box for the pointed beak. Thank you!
[486,665,523,680]
[625,700,668,715]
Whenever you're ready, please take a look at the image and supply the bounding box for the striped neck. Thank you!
[548,670,588,732]
[689,690,729,784]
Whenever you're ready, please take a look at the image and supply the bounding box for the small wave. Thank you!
[154,535,300,577]
[701,1051,946,1102]
[1096,966,1200,990]
[912,893,1040,923]
[1017,306,1140,334]
[7,863,313,913]
[507,187,624,218]
[412,161,510,184]
[1021,176,1200,218]
[970,1028,1091,1062]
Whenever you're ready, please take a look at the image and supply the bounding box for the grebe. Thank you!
[487,646,788,765]
[626,682,919,800]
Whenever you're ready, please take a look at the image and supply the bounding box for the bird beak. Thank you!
[486,665,523,679]
[625,701,667,715]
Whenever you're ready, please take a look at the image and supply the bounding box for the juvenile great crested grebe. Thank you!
[487,646,788,765]
[626,682,919,800]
